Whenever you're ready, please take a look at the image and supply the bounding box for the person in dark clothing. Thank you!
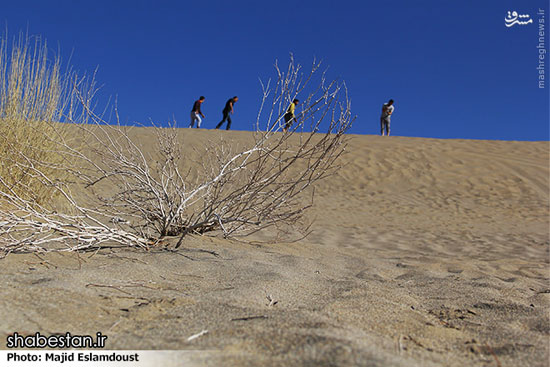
[190,96,205,128]
[215,96,238,130]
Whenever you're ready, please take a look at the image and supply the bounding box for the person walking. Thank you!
[283,99,299,132]
[189,96,206,128]
[215,96,238,130]
[380,99,394,136]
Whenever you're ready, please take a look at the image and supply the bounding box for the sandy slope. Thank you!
[1,130,548,366]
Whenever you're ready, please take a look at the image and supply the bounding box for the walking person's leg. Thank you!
[380,117,385,136]
[216,112,228,129]
[226,115,232,130]
[190,112,197,128]
[386,118,391,136]
[284,114,291,132]
[196,114,202,128]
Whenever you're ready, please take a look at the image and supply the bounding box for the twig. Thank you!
[108,319,123,332]
[85,283,132,295]
[231,315,268,321]
[266,293,279,307]
[485,343,502,367]
[397,334,404,353]
[187,329,208,341]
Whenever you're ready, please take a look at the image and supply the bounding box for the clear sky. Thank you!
[2,0,549,141]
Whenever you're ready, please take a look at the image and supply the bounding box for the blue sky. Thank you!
[2,0,548,140]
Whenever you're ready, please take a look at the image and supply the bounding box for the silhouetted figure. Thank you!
[216,96,238,130]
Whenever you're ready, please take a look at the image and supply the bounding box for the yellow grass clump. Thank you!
[0,34,69,206]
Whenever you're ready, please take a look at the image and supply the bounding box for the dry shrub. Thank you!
[67,57,353,244]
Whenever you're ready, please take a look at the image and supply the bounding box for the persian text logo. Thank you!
[505,11,533,27]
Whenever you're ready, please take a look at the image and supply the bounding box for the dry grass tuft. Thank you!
[0,33,70,206]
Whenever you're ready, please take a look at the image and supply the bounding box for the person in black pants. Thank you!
[216,96,238,130]
[283,99,299,132]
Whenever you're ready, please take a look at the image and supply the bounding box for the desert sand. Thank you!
[1,129,548,366]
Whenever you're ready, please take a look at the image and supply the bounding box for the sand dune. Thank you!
[1,130,548,366]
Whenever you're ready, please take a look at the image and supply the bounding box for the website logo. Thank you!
[505,11,533,27]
